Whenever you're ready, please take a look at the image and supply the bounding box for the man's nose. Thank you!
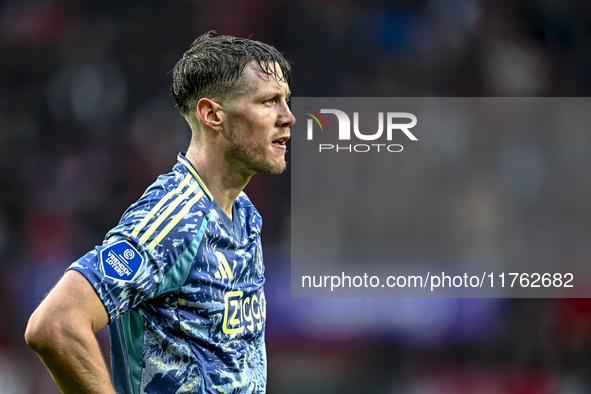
[278,101,296,127]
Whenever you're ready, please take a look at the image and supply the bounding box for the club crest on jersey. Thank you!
[99,240,143,282]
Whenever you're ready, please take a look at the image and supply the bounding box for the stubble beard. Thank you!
[225,130,287,175]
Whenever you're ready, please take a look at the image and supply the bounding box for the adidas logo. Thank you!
[214,252,234,281]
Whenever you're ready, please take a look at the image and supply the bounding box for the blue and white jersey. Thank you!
[68,153,267,394]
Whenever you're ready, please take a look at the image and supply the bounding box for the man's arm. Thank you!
[25,269,117,394]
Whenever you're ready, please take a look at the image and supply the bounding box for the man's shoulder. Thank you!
[127,165,210,215]
[108,162,213,250]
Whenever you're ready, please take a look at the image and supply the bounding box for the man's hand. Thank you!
[25,270,117,393]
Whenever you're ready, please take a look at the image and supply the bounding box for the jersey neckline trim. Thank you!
[177,153,214,201]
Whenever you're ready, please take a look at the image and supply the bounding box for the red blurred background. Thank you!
[2,0,591,392]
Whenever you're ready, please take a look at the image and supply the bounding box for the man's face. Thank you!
[221,61,295,175]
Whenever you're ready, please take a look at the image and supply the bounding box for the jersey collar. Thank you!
[177,153,214,201]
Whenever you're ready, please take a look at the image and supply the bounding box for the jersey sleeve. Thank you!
[67,234,165,322]
[67,177,211,322]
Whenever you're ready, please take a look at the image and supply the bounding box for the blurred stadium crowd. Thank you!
[1,0,591,393]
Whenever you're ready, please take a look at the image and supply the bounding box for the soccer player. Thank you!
[24,31,294,394]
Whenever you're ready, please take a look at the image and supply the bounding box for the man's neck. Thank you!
[185,144,252,219]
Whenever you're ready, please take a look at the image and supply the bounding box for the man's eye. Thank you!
[265,98,276,104]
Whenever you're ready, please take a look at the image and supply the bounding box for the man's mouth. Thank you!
[272,135,290,147]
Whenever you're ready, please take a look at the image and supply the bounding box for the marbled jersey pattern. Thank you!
[69,153,266,394]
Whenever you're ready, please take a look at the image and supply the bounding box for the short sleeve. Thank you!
[68,235,165,322]
[68,165,211,323]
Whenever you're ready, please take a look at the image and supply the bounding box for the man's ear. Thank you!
[196,98,224,131]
